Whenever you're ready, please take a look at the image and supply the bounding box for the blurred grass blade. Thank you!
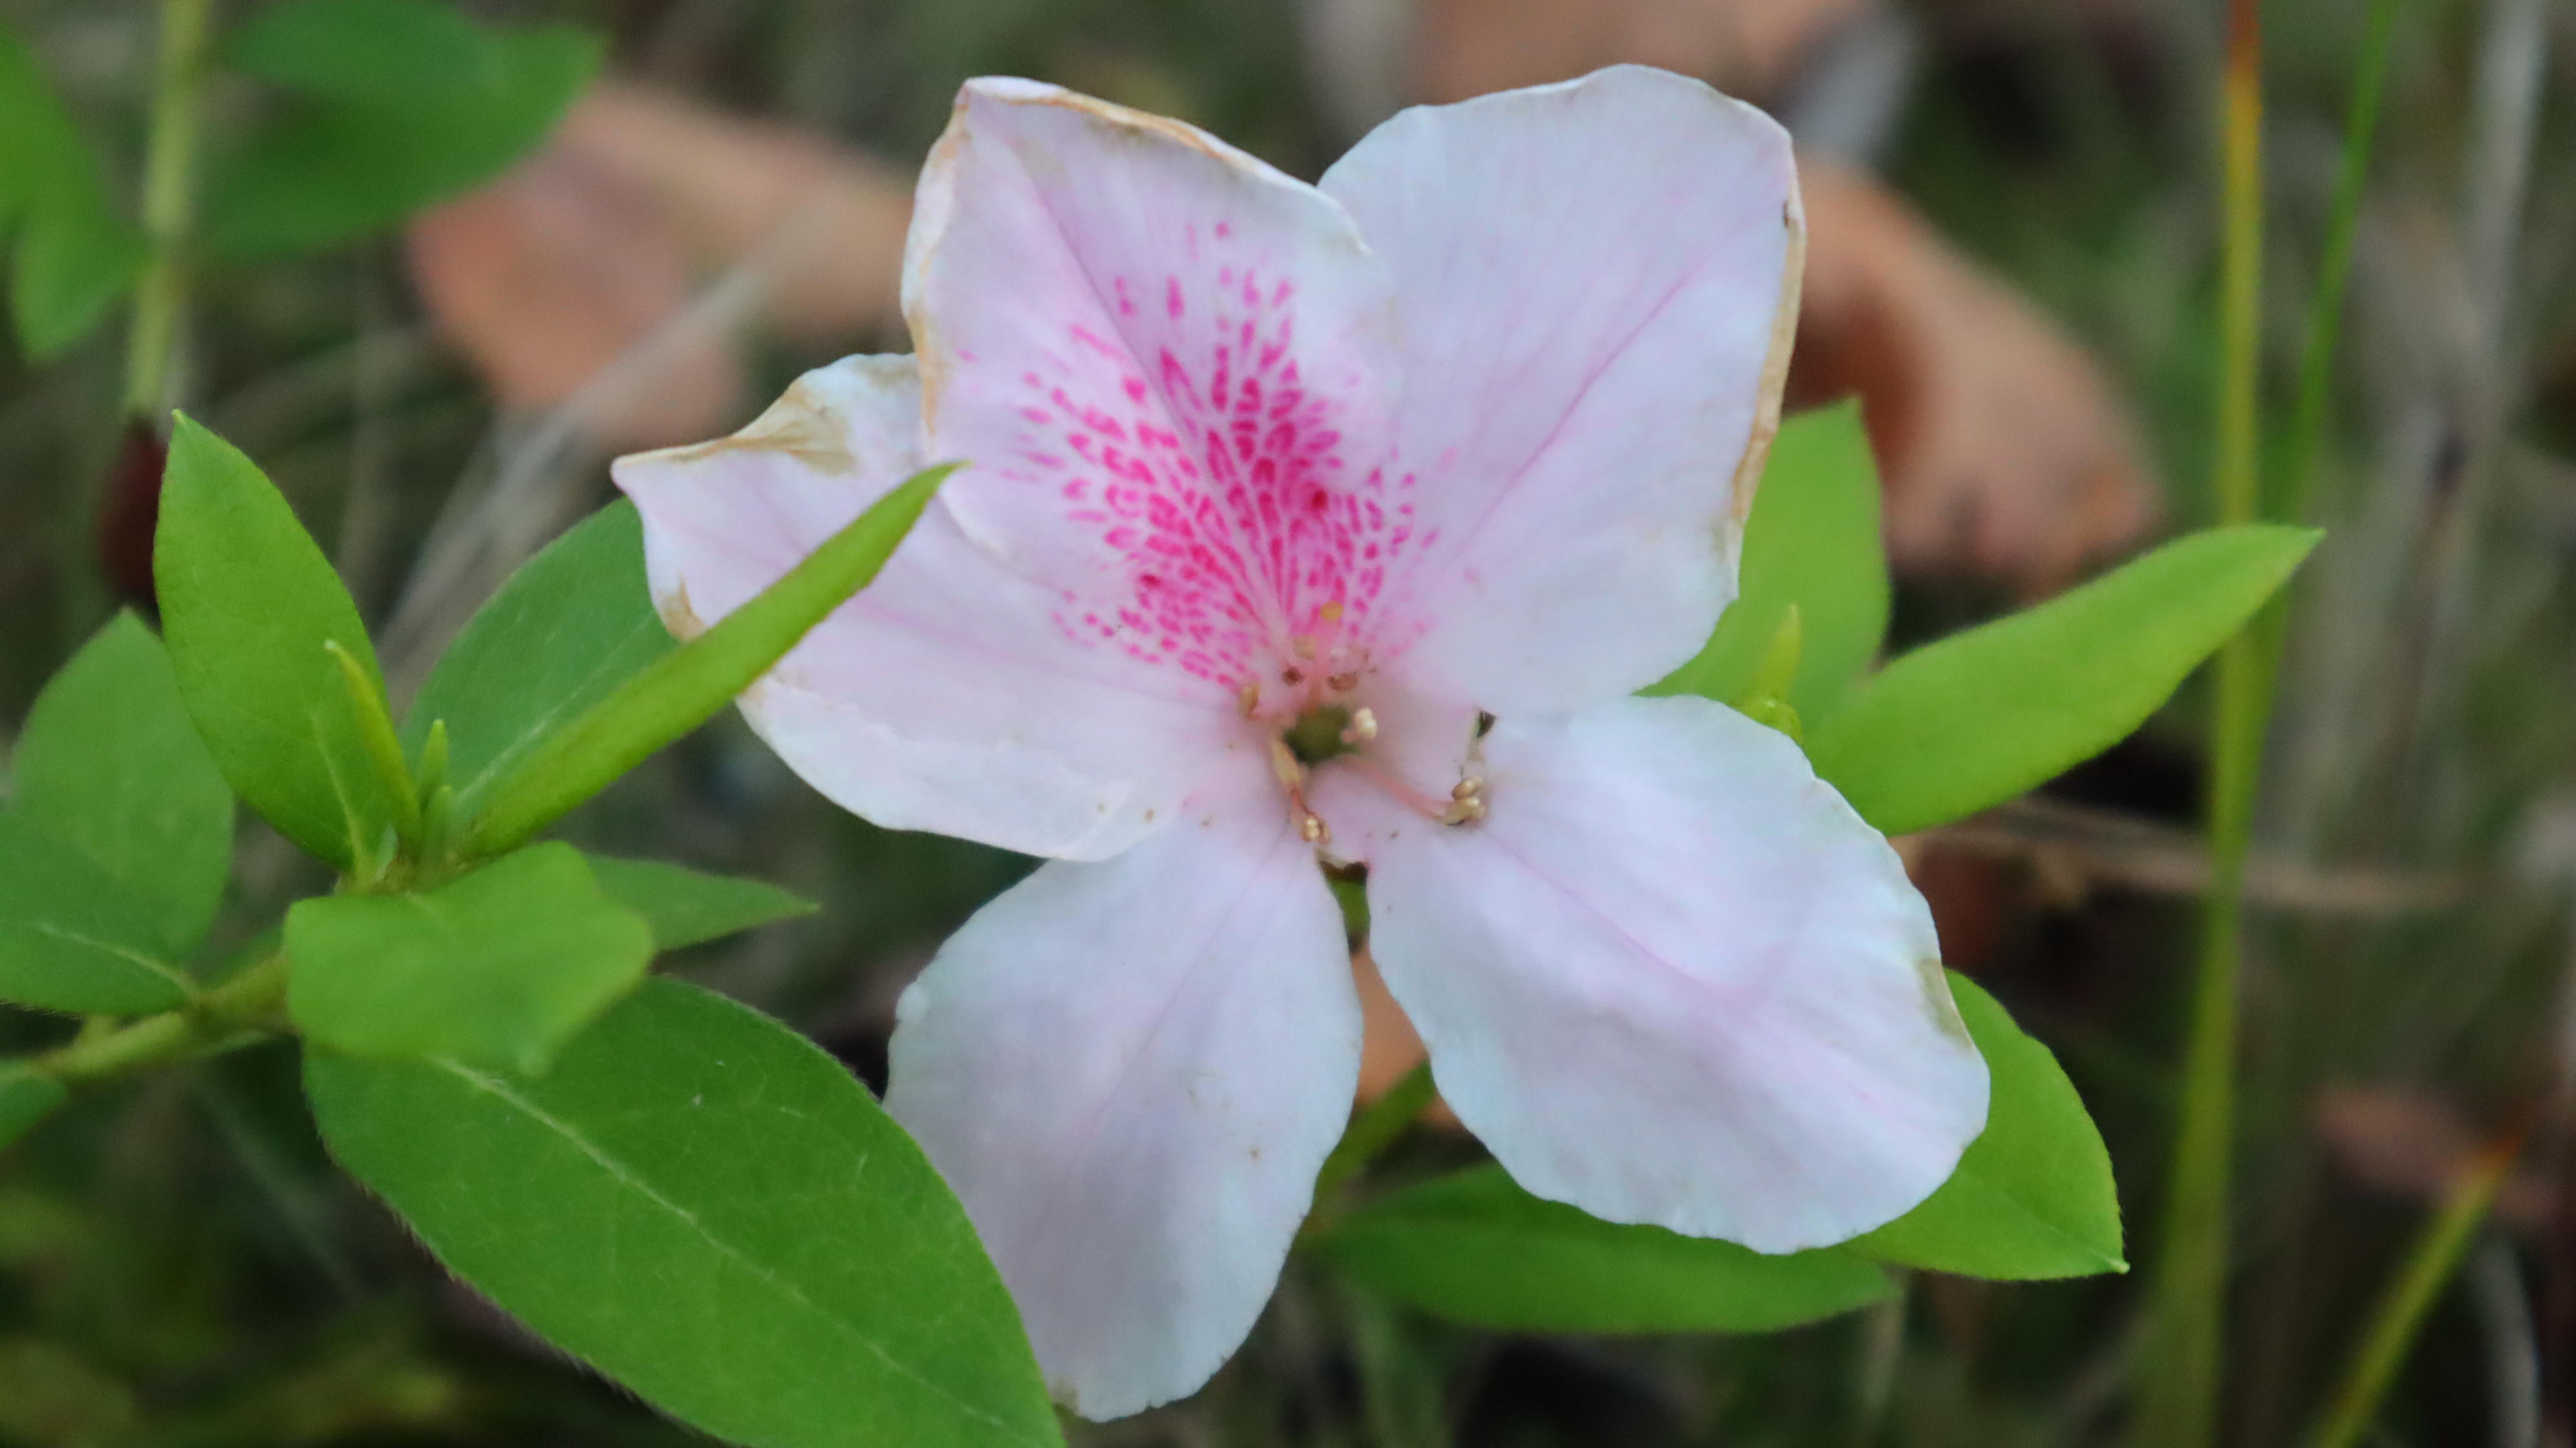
[2139,1,2268,1443]
[2305,1125,2522,1448]
[1807,525,2317,836]
[464,462,954,856]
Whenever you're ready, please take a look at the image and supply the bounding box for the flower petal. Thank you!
[1321,65,1803,712]
[886,780,1360,1418]
[906,78,1419,693]
[614,355,1252,860]
[1315,696,1987,1253]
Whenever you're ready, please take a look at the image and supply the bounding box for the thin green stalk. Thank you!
[122,0,215,419]
[2138,2,2265,1444]
[36,952,289,1087]
[2303,1130,2521,1448]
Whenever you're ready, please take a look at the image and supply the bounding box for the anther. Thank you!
[1238,681,1261,717]
[1341,707,1378,744]
[1439,776,1487,826]
[1292,635,1318,661]
[1299,812,1330,845]
[1326,670,1360,692]
[1318,601,1345,623]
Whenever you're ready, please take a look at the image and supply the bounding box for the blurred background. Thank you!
[3,0,2573,1443]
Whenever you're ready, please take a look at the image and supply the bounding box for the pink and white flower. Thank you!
[616,65,1988,1419]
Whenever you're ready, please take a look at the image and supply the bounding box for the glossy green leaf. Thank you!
[466,463,955,856]
[0,814,192,1015]
[0,1063,67,1150]
[156,414,402,871]
[0,23,147,356]
[1807,524,2320,835]
[1649,402,1888,725]
[305,977,1060,1448]
[210,1,599,257]
[286,843,650,1074]
[1312,1164,1892,1334]
[584,855,815,952]
[1847,974,2124,1279]
[13,613,234,954]
[405,502,674,815]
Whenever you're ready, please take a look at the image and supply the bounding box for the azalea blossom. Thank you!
[616,65,1988,1418]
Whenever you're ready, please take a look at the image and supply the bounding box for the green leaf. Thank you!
[466,462,956,857]
[12,613,234,954]
[305,977,1060,1448]
[155,414,403,871]
[1311,1165,1893,1334]
[228,0,497,99]
[583,855,815,952]
[405,502,674,816]
[1807,524,2321,835]
[209,1,599,257]
[0,814,193,1015]
[0,1063,67,1150]
[286,843,651,1074]
[1847,974,2124,1279]
[1650,403,1889,725]
[0,23,147,356]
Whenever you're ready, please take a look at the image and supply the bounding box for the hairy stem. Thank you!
[38,953,288,1087]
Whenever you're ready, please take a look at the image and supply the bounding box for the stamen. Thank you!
[1347,754,1486,826]
[1326,670,1360,692]
[1341,707,1378,744]
[1238,681,1261,717]
[1269,738,1331,846]
[1318,601,1345,623]
[1292,635,1318,661]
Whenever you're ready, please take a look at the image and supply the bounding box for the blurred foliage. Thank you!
[3,0,2574,1443]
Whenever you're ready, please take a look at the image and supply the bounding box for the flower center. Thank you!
[1263,695,1485,851]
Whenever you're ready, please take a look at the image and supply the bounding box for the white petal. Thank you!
[1318,696,1987,1253]
[1322,65,1803,712]
[886,780,1360,1418]
[905,78,1420,692]
[614,355,1251,860]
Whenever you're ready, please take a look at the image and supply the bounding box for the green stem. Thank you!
[2138,3,2264,1445]
[37,953,288,1087]
[2303,1130,2520,1448]
[122,0,215,420]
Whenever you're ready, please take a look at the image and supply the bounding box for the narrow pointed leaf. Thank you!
[286,844,650,1074]
[305,977,1061,1448]
[0,1063,67,1149]
[406,502,674,815]
[1847,973,2123,1279]
[14,614,234,953]
[465,463,954,856]
[0,815,193,1015]
[156,415,402,870]
[1650,402,1889,725]
[1312,1164,1892,1334]
[1808,524,2320,835]
[583,854,815,952]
